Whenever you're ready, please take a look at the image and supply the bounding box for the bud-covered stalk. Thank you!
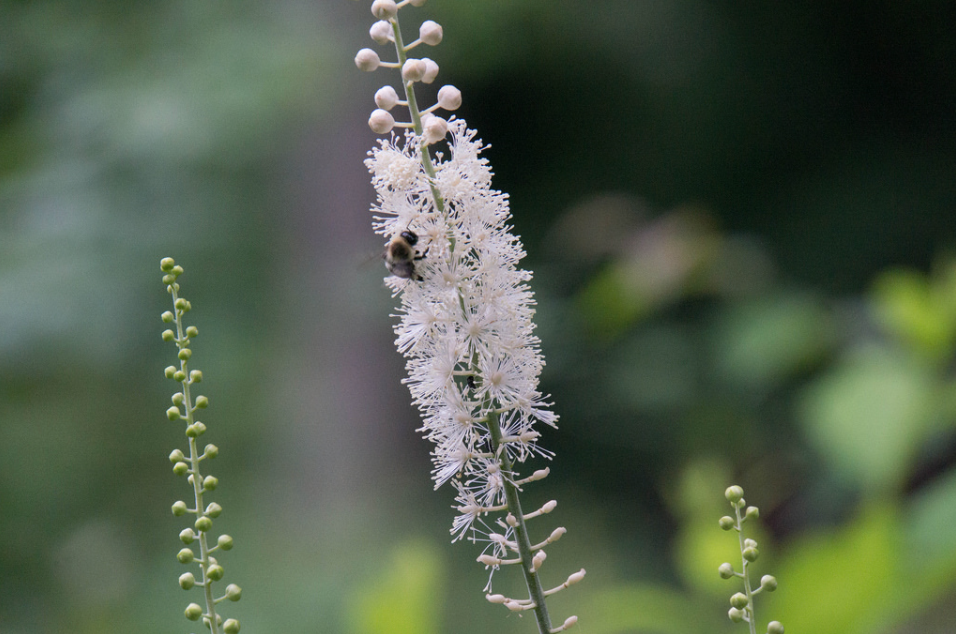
[161,258,242,634]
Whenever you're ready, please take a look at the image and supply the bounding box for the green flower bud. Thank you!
[172,393,184,406]
[205,502,222,518]
[743,546,759,562]
[173,370,186,382]
[183,300,192,312]
[728,607,744,623]
[745,505,760,521]
[179,572,196,589]
[184,603,203,621]
[161,257,176,272]
[195,395,209,409]
[725,485,744,504]
[218,534,234,551]
[177,548,195,563]
[179,528,195,544]
[190,370,203,383]
[162,329,175,342]
[172,265,184,276]
[718,562,735,579]
[165,365,177,378]
[167,407,182,421]
[186,326,198,338]
[204,444,219,459]
[162,274,177,285]
[169,449,185,463]
[767,621,784,634]
[162,311,174,323]
[172,501,188,516]
[172,461,189,476]
[175,298,188,311]
[223,618,241,634]
[207,564,225,581]
[203,475,218,491]
[186,422,206,438]
[744,538,757,549]
[730,592,749,610]
[718,516,735,531]
[178,348,192,361]
[760,575,777,591]
[225,583,242,601]
[195,516,213,533]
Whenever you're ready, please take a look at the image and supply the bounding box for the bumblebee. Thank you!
[384,230,427,281]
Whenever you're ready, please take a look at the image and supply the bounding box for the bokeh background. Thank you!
[3,1,956,632]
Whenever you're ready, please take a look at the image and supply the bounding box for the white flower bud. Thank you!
[419,20,443,46]
[485,594,507,604]
[368,109,395,134]
[375,85,400,110]
[562,616,578,631]
[370,0,397,20]
[421,58,439,84]
[369,20,393,44]
[354,48,381,72]
[437,85,462,111]
[402,58,426,82]
[421,115,448,145]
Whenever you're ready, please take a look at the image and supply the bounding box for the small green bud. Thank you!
[760,575,777,591]
[169,449,185,463]
[162,329,175,342]
[195,395,209,409]
[180,528,196,544]
[225,583,242,601]
[190,370,203,383]
[172,501,188,516]
[725,485,744,503]
[173,370,186,382]
[161,257,176,272]
[178,348,192,361]
[203,475,218,491]
[718,516,735,531]
[205,502,222,518]
[177,548,195,563]
[162,274,177,285]
[172,461,189,476]
[728,607,745,623]
[767,621,784,634]
[167,407,182,421]
[718,562,735,579]
[183,300,192,312]
[165,365,177,378]
[744,538,758,549]
[186,422,206,437]
[162,311,174,323]
[743,546,759,562]
[223,618,241,634]
[730,592,749,610]
[172,265,184,276]
[179,572,196,589]
[218,534,234,551]
[172,393,184,406]
[195,516,213,533]
[186,325,198,338]
[207,564,225,581]
[184,603,203,621]
[204,444,219,459]
[175,298,188,311]
[745,505,760,521]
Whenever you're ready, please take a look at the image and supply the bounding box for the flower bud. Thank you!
[767,621,785,634]
[402,58,426,82]
[225,583,242,601]
[172,500,188,516]
[165,365,177,378]
[162,329,175,342]
[437,85,462,111]
[728,607,744,623]
[173,370,186,382]
[718,562,735,579]
[179,572,196,589]
[745,505,760,521]
[204,444,219,459]
[185,603,203,621]
[561,616,578,630]
[190,369,203,383]
[743,546,759,562]
[205,502,223,518]
[218,534,235,550]
[161,257,176,272]
[419,20,443,46]
[203,475,219,491]
[172,265,183,276]
[718,515,735,530]
[730,592,749,609]
[744,538,758,549]
[166,407,182,421]
[177,547,195,563]
[223,618,241,634]
[172,393,184,406]
[355,48,381,72]
[371,0,397,19]
[207,564,224,581]
[725,485,744,503]
[195,516,213,532]
[375,86,400,110]
[169,449,185,463]
[421,58,439,83]
[422,115,448,145]
[485,594,507,603]
[195,395,209,409]
[161,311,174,323]
[178,348,192,361]
[369,20,393,44]
[567,569,586,585]
[175,298,188,311]
[173,461,189,476]
[369,109,396,134]
[180,528,196,544]
[760,574,778,591]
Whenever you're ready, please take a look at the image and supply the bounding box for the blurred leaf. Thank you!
[798,345,935,493]
[904,468,956,588]
[872,268,955,363]
[582,583,714,634]
[348,541,444,634]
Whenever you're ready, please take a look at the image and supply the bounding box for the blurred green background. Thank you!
[3,1,956,632]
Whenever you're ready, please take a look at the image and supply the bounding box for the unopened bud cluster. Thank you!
[355,0,461,145]
[718,485,783,634]
[161,258,241,634]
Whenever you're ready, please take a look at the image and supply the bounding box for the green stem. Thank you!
[171,285,220,634]
[488,411,554,634]
[736,505,757,634]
